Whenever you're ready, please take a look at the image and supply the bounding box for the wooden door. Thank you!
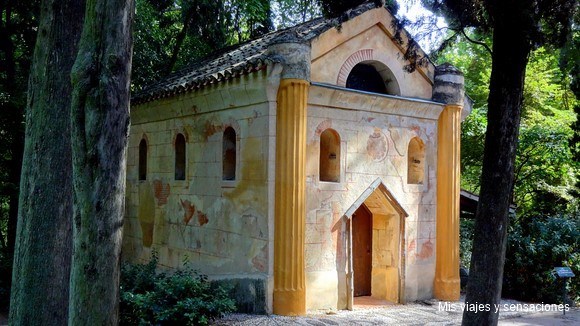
[353,205,372,297]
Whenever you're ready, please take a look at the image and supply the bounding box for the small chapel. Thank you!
[123,1,471,315]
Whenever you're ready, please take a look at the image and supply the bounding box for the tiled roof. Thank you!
[132,2,381,104]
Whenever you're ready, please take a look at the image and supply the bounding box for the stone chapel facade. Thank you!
[123,2,470,315]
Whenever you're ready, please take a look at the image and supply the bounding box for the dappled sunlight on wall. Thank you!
[407,137,425,184]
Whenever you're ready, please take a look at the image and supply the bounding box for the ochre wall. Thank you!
[124,72,276,311]
[304,85,444,310]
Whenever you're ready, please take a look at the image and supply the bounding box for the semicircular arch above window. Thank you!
[338,49,401,96]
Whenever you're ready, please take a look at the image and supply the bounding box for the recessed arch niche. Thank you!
[319,128,341,182]
[407,137,425,184]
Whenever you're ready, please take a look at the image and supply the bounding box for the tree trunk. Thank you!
[68,0,133,323]
[9,0,85,324]
[6,128,24,290]
[462,1,532,325]
[163,5,195,75]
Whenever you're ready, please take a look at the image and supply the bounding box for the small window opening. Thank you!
[223,127,236,181]
[175,133,186,180]
[407,137,425,184]
[139,138,147,181]
[320,129,340,182]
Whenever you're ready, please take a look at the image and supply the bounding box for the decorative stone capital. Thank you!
[267,42,311,81]
[432,63,464,106]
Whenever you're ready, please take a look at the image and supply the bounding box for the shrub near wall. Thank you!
[460,219,475,269]
[120,253,235,326]
[503,215,579,304]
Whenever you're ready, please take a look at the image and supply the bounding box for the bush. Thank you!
[120,253,236,325]
[503,215,579,304]
[460,218,475,269]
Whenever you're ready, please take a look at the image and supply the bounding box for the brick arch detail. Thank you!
[337,49,375,87]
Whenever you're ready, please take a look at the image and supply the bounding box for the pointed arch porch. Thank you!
[343,178,408,309]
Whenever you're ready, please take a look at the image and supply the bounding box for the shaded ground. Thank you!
[214,297,579,326]
[1,298,577,325]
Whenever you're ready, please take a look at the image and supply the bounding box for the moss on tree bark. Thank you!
[68,0,133,324]
[9,0,85,324]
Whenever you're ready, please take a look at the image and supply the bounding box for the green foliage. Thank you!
[424,0,576,50]
[315,0,396,19]
[0,202,9,310]
[272,0,321,28]
[438,37,579,218]
[132,0,226,90]
[0,0,39,311]
[459,218,475,269]
[522,48,577,132]
[513,124,577,216]
[559,15,580,203]
[119,253,236,326]
[225,0,273,41]
[442,30,579,305]
[317,0,367,18]
[503,215,580,303]
[132,0,274,91]
[459,107,486,193]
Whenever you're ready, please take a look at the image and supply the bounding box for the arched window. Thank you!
[223,127,236,181]
[320,129,340,182]
[139,138,147,181]
[175,133,186,180]
[407,137,425,184]
[346,62,400,96]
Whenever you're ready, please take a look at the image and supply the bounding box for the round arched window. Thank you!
[345,61,400,96]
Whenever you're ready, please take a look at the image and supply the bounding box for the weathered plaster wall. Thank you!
[305,85,444,310]
[124,70,278,313]
[371,212,400,304]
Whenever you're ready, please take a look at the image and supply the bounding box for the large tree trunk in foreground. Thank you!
[9,0,85,324]
[462,1,532,325]
[68,0,133,323]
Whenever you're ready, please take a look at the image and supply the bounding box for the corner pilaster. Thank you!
[433,63,464,301]
[269,41,310,316]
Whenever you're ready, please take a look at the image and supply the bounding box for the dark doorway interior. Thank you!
[346,63,387,94]
[352,204,372,297]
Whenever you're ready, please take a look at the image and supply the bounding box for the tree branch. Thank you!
[459,28,493,55]
[164,5,196,75]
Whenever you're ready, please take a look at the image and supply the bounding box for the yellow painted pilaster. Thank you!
[435,104,462,301]
[273,79,309,316]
